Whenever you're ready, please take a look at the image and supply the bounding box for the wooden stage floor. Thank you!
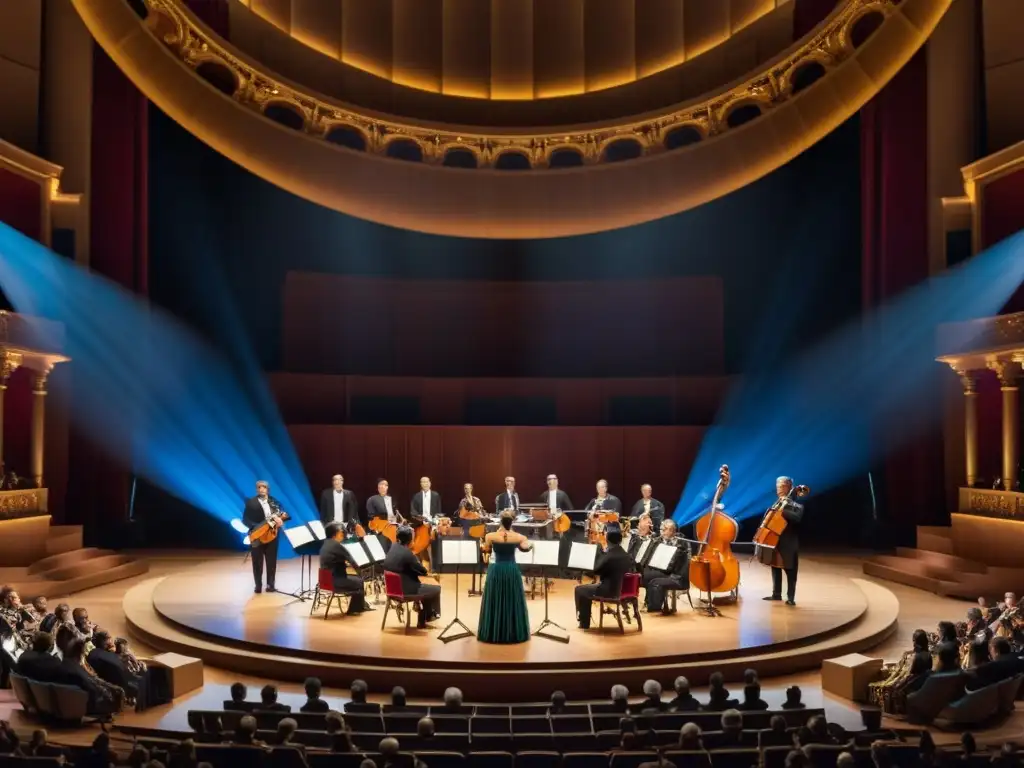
[126,554,900,699]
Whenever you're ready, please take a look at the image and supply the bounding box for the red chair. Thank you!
[310,568,357,619]
[381,571,426,633]
[593,572,643,633]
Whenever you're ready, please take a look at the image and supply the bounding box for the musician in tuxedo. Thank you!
[643,519,691,613]
[319,523,369,614]
[575,526,634,630]
[410,476,441,522]
[242,480,285,593]
[764,476,804,606]
[319,474,360,529]
[367,479,399,524]
[381,526,441,629]
[627,513,654,559]
[541,474,573,513]
[630,484,666,530]
[585,479,622,514]
[495,476,520,513]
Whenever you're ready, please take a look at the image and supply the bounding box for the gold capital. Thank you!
[31,370,49,395]
[988,359,1022,389]
[951,364,979,394]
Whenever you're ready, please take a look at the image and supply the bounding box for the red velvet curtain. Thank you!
[860,49,945,528]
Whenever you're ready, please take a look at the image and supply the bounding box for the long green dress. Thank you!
[478,541,531,644]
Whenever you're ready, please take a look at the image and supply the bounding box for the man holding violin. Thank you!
[763,476,804,606]
[242,480,285,593]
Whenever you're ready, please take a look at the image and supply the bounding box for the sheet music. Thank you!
[283,526,315,548]
[307,520,326,540]
[363,535,387,562]
[513,540,560,567]
[635,538,653,563]
[568,541,599,571]
[649,542,676,571]
[343,542,370,567]
[442,539,479,566]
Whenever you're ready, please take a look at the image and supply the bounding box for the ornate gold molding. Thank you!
[959,487,1024,521]
[145,0,895,169]
[0,489,45,521]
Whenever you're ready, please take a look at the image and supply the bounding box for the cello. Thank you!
[688,465,740,612]
[753,481,809,566]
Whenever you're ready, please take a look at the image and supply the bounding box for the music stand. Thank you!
[362,535,389,605]
[284,524,326,603]
[438,539,478,644]
[518,540,567,643]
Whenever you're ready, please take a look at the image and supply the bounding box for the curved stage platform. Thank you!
[126,556,899,701]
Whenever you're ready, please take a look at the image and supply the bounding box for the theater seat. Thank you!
[9,672,37,714]
[905,671,966,724]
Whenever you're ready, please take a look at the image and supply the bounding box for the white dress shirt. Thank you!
[332,490,345,522]
[643,499,651,515]
[548,490,557,512]
[258,496,273,523]
[422,491,431,518]
[384,496,395,522]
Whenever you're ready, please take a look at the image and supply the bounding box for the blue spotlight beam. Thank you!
[675,231,1024,524]
[0,223,315,548]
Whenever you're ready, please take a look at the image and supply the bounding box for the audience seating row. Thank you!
[9,672,90,724]
[905,672,1021,726]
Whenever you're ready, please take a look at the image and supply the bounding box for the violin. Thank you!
[688,465,740,597]
[250,501,290,545]
[458,500,487,539]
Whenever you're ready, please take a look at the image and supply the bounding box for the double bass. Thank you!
[753,481,809,566]
[688,465,740,601]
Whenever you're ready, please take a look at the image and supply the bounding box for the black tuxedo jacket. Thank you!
[382,544,429,595]
[367,494,398,522]
[539,489,573,510]
[495,490,521,512]
[57,659,109,706]
[17,649,61,682]
[319,538,359,579]
[88,648,139,697]
[319,488,359,526]
[967,654,1024,691]
[410,490,441,519]
[774,498,804,569]
[242,495,284,533]
[592,545,635,599]
[630,498,666,528]
[585,495,623,514]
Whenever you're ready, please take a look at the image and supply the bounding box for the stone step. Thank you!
[917,527,955,555]
[19,559,150,600]
[45,525,83,556]
[27,547,112,576]
[868,554,963,583]
[894,547,988,574]
[862,560,945,594]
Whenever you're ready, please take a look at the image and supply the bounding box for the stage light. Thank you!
[242,535,251,546]
[230,518,248,534]
[0,222,316,553]
[674,230,1024,524]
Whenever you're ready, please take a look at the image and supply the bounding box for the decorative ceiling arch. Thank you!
[72,0,950,239]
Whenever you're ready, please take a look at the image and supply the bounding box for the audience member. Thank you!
[836,753,856,768]
[705,672,739,711]
[16,631,60,681]
[958,733,977,764]
[801,715,837,746]
[325,711,355,753]
[0,721,19,755]
[72,607,95,640]
[669,676,700,712]
[271,717,305,757]
[440,686,465,713]
[637,748,679,768]
[740,680,769,711]
[759,715,793,748]
[224,682,250,711]
[78,731,117,768]
[677,723,704,750]
[167,738,196,768]
[300,676,330,713]
[610,684,630,712]
[115,637,148,675]
[88,629,141,704]
[58,638,119,716]
[618,731,640,752]
[967,636,1024,691]
[416,717,435,740]
[231,715,264,747]
[379,736,425,768]
[717,709,750,748]
[127,744,150,768]
[871,742,893,768]
[640,679,665,712]
[918,731,939,768]
[259,684,291,712]
[346,679,378,712]
[549,690,568,714]
[785,749,808,768]
[782,686,806,709]
[934,643,961,673]
[389,686,408,711]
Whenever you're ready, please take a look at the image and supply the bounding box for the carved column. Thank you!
[990,360,1021,491]
[30,369,49,489]
[0,351,22,472]
[955,367,980,487]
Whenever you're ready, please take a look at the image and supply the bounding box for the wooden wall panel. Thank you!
[290,1,342,59]
[489,0,534,99]
[393,0,443,93]
[442,0,491,97]
[532,0,585,98]
[635,0,686,78]
[584,0,636,93]
[341,0,393,79]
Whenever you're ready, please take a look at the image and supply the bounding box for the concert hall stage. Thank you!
[125,556,898,701]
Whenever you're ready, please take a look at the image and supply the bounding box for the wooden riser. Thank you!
[20,559,150,601]
[916,527,955,555]
[893,548,988,574]
[28,547,113,575]
[45,525,83,556]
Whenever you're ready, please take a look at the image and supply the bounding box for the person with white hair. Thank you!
[640,680,665,712]
[610,684,630,713]
[442,687,465,713]
[762,476,805,606]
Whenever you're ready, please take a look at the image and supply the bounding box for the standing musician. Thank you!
[574,526,633,630]
[460,483,484,514]
[495,476,520,513]
[367,479,399,524]
[629,484,666,530]
[242,480,285,593]
[411,476,441,523]
[318,523,370,614]
[381,526,441,629]
[643,520,691,612]
[541,474,573,514]
[319,474,360,528]
[585,479,622,514]
[763,476,804,606]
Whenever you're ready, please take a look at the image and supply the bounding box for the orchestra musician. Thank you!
[541,474,573,514]
[495,476,520,513]
[381,526,441,629]
[642,520,691,613]
[242,480,284,593]
[319,523,370,614]
[367,479,399,524]
[461,483,484,514]
[763,476,804,606]
[992,592,1024,647]
[627,513,654,559]
[411,477,441,523]
[585,479,622,514]
[629,484,666,530]
[574,525,633,630]
[319,474,360,528]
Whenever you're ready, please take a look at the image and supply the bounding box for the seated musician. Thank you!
[629,484,665,531]
[455,483,484,529]
[586,479,622,515]
[966,636,1024,691]
[382,526,441,629]
[627,513,654,559]
[992,592,1024,647]
[574,525,633,630]
[319,523,370,615]
[643,520,690,613]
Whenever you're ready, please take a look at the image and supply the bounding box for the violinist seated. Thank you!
[585,479,623,515]
[642,520,691,613]
[382,526,441,629]
[965,636,1024,692]
[574,526,633,630]
[319,523,371,615]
